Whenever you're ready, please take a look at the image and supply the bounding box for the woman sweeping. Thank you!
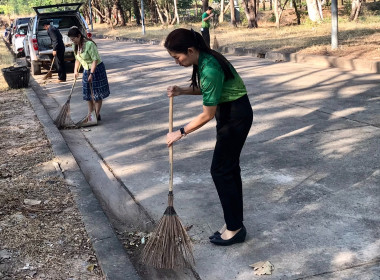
[165,28,253,246]
[68,26,110,124]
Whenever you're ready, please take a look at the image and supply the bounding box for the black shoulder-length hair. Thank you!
[67,26,96,55]
[164,28,234,89]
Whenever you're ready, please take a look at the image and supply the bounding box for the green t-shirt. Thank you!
[198,52,247,106]
[201,12,210,28]
[73,40,102,70]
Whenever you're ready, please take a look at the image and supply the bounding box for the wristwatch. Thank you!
[180,127,187,136]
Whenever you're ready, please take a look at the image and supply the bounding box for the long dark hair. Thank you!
[68,26,96,55]
[164,28,234,89]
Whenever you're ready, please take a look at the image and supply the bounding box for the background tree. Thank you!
[273,0,289,28]
[306,0,323,22]
[133,0,141,25]
[203,0,209,11]
[172,0,179,24]
[292,0,301,24]
[242,0,258,28]
[350,0,362,21]
[230,0,237,26]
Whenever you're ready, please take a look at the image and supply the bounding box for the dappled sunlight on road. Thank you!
[328,107,366,120]
[33,38,380,279]
[317,128,373,159]
[266,125,314,143]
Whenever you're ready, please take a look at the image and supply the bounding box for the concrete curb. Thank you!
[220,46,380,74]
[94,34,164,46]
[93,34,380,74]
[25,78,141,280]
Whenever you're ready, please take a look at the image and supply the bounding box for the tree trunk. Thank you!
[306,0,323,22]
[114,0,126,26]
[270,0,273,10]
[203,0,209,12]
[219,0,224,23]
[292,0,301,24]
[133,0,141,25]
[242,0,258,28]
[230,0,237,26]
[152,0,165,24]
[150,0,157,23]
[263,0,266,11]
[349,0,362,21]
[173,0,180,24]
[274,0,289,28]
[164,6,171,24]
[274,0,280,28]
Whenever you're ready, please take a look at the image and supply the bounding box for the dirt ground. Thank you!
[0,88,104,279]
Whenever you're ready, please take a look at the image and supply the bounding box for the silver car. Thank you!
[24,3,91,75]
[12,23,28,57]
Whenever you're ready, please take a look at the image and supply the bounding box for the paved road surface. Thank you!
[34,39,380,280]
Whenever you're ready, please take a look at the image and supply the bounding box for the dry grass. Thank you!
[0,39,15,91]
[93,8,380,61]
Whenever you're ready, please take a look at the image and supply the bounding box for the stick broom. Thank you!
[43,56,55,80]
[141,97,195,269]
[54,74,79,129]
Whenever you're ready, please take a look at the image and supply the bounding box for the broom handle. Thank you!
[49,56,55,72]
[67,65,82,100]
[169,96,173,192]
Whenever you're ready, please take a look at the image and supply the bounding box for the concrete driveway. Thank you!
[34,38,380,279]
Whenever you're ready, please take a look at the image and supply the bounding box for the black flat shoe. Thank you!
[209,231,221,240]
[210,225,246,246]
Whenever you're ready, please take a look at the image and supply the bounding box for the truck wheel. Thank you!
[31,61,41,75]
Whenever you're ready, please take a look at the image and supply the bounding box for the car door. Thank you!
[23,17,35,66]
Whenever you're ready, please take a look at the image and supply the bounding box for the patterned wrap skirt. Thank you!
[82,62,110,101]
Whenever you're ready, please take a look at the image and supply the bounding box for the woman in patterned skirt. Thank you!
[68,26,110,123]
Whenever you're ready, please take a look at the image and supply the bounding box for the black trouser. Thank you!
[201,28,210,48]
[211,94,253,231]
[55,46,66,81]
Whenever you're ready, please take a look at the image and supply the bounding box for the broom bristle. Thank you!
[54,99,73,129]
[141,193,194,269]
[43,71,53,80]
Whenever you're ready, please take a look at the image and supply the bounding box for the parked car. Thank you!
[3,27,11,43]
[23,3,91,75]
[9,17,31,44]
[11,23,28,57]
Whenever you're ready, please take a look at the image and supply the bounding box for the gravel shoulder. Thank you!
[0,88,104,279]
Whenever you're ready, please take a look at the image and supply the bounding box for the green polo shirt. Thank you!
[202,12,210,28]
[198,52,247,106]
[73,41,102,70]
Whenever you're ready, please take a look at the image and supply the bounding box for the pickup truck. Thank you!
[24,3,91,75]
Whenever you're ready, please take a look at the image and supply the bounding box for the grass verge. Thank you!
[93,10,380,61]
[0,38,14,91]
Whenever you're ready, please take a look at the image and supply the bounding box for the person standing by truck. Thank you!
[42,20,66,83]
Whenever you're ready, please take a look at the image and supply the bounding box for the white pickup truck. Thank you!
[23,3,91,75]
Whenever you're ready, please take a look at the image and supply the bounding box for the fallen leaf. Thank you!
[87,263,96,272]
[24,199,41,206]
[249,260,274,275]
[185,225,193,231]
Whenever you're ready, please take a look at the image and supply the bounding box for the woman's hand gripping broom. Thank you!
[141,96,195,269]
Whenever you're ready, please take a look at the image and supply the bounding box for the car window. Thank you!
[38,16,82,31]
[17,18,31,25]
[17,26,28,35]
